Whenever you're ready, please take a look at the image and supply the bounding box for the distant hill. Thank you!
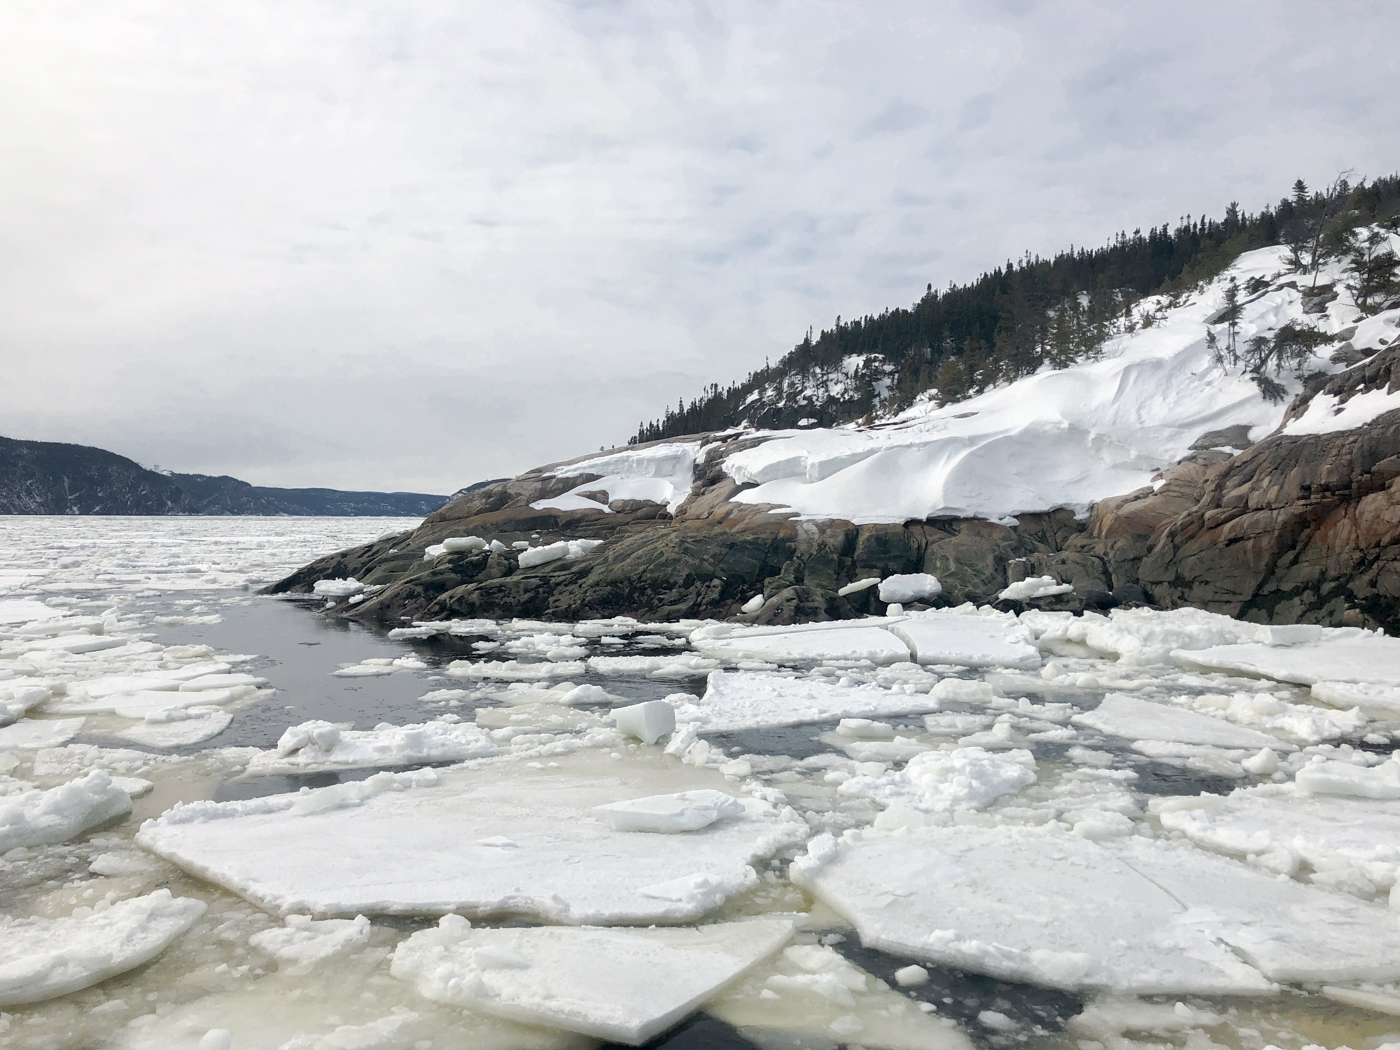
[0,436,447,516]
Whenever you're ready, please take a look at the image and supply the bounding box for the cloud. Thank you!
[0,0,1396,491]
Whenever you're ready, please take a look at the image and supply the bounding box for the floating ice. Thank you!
[1296,756,1400,800]
[1177,631,1400,686]
[137,754,810,922]
[113,708,233,748]
[0,679,53,726]
[587,653,720,677]
[391,915,792,1045]
[1157,787,1400,895]
[1072,694,1288,750]
[595,789,747,833]
[245,718,499,775]
[1313,680,1400,717]
[557,683,611,705]
[0,889,206,1006]
[886,609,1041,669]
[0,769,133,852]
[878,574,942,604]
[248,914,372,970]
[837,747,1038,813]
[691,622,912,665]
[446,659,587,680]
[0,716,85,750]
[796,822,1400,993]
[669,671,938,733]
[611,700,676,745]
[0,599,64,625]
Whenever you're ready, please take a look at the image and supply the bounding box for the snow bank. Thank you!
[0,770,133,852]
[245,719,499,775]
[721,248,1312,524]
[390,915,792,1045]
[1284,385,1400,436]
[0,889,206,1006]
[137,756,809,923]
[531,442,701,516]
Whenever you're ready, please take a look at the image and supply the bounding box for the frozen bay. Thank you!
[1,517,1399,1050]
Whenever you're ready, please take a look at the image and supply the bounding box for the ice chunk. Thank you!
[0,716,85,750]
[1242,748,1279,776]
[557,683,611,705]
[137,754,810,922]
[248,914,372,970]
[1176,632,1400,686]
[596,789,747,833]
[1314,680,1400,717]
[930,678,995,703]
[1296,756,1400,800]
[878,574,942,604]
[1157,788,1400,895]
[517,542,573,568]
[0,769,133,852]
[178,672,267,691]
[740,594,765,614]
[691,622,911,664]
[837,577,880,597]
[446,659,586,680]
[0,680,52,726]
[837,747,1037,813]
[587,653,720,677]
[0,889,206,1006]
[312,578,364,597]
[894,964,929,986]
[0,599,64,625]
[246,718,499,775]
[113,708,232,748]
[392,916,791,1045]
[999,575,1074,602]
[442,536,488,553]
[887,609,1041,669]
[670,671,938,733]
[1072,693,1288,749]
[611,700,676,745]
[793,823,1272,994]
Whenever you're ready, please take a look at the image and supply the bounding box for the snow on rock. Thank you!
[877,574,942,604]
[390,915,792,1045]
[0,769,133,852]
[0,889,206,1006]
[611,700,676,745]
[1177,631,1400,686]
[595,789,746,833]
[886,609,1041,669]
[999,575,1074,602]
[1072,694,1290,750]
[1284,384,1400,436]
[530,442,701,517]
[796,823,1400,993]
[720,249,1312,525]
[0,716,85,750]
[248,914,372,970]
[690,621,912,665]
[836,747,1038,813]
[669,671,938,733]
[1155,787,1400,897]
[312,578,364,597]
[136,755,810,922]
[245,719,499,775]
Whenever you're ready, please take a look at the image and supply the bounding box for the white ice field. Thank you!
[4,518,1400,1050]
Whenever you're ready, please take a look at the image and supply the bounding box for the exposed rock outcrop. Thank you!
[270,350,1400,633]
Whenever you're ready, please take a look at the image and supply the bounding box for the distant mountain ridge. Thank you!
[0,436,447,516]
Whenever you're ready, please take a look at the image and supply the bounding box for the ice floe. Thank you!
[247,913,372,971]
[691,621,912,664]
[0,715,85,749]
[1177,630,1400,685]
[835,747,1038,814]
[0,889,206,1006]
[244,718,500,775]
[0,769,133,851]
[390,915,793,1044]
[1072,693,1290,750]
[138,754,809,922]
[667,670,939,734]
[887,608,1041,669]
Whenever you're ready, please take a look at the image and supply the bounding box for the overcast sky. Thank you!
[2,1,1397,493]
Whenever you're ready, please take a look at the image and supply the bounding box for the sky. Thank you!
[2,1,1398,494]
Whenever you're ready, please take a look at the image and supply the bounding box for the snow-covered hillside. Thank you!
[542,237,1400,525]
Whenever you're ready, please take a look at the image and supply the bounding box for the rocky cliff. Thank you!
[266,351,1400,633]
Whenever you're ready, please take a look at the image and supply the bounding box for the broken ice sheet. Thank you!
[886,608,1042,670]
[670,670,939,733]
[390,915,794,1045]
[0,715,85,749]
[691,620,913,664]
[1176,630,1400,686]
[0,889,206,1007]
[111,707,233,748]
[243,717,499,775]
[0,769,133,851]
[1072,692,1291,750]
[137,751,810,922]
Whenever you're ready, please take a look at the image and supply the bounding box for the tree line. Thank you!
[631,173,1400,444]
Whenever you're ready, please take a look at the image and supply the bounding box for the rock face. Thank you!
[270,350,1400,633]
[0,436,448,516]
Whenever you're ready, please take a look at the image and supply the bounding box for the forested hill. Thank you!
[0,436,447,516]
[632,174,1400,443]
